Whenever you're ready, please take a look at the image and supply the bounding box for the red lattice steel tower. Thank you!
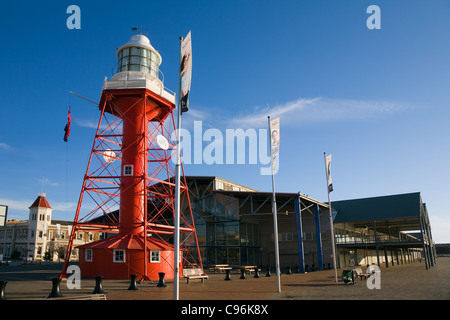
[61,34,202,280]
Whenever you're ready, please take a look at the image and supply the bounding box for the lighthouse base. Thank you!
[77,233,181,280]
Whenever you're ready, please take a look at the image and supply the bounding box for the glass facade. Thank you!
[118,47,160,77]
[185,193,261,267]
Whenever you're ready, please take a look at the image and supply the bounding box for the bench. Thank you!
[354,267,371,280]
[182,268,209,284]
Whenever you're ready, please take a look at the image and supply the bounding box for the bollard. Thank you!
[224,269,232,281]
[92,275,105,294]
[240,269,246,280]
[286,266,292,275]
[0,281,7,300]
[128,274,139,290]
[305,265,309,272]
[47,277,63,298]
[157,272,167,287]
[311,264,315,272]
[265,267,271,277]
[253,267,260,278]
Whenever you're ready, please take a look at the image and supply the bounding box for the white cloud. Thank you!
[225,97,406,128]
[0,142,12,150]
[0,198,32,211]
[75,118,102,129]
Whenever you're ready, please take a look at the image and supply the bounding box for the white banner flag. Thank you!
[180,31,192,113]
[269,117,280,169]
[326,154,333,192]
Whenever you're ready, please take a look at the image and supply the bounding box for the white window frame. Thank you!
[113,249,126,263]
[123,164,134,176]
[85,249,93,262]
[150,250,160,263]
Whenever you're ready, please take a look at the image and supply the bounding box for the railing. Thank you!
[102,72,176,104]
[336,234,423,245]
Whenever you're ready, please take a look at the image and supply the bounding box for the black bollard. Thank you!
[265,267,271,277]
[157,272,167,287]
[286,266,292,275]
[328,263,331,269]
[253,267,260,278]
[224,269,232,281]
[0,281,7,300]
[240,269,247,280]
[305,265,309,272]
[128,274,139,290]
[92,275,104,294]
[47,277,63,298]
[311,264,315,272]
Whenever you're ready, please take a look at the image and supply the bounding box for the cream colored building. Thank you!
[0,193,101,262]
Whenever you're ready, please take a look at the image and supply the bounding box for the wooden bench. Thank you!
[182,268,209,284]
[354,267,371,280]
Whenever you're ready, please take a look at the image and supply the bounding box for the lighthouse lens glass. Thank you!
[117,47,159,76]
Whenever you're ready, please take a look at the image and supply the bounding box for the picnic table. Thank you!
[208,264,233,273]
[237,266,260,274]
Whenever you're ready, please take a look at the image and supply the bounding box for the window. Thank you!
[123,165,133,176]
[150,250,160,263]
[113,249,125,263]
[215,180,224,190]
[85,249,93,262]
[279,232,297,241]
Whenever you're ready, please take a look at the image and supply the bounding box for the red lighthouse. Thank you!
[61,34,202,280]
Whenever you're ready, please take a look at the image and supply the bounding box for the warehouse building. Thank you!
[183,176,334,271]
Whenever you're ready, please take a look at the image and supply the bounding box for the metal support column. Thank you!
[294,196,305,273]
[419,216,429,270]
[373,221,381,268]
[314,204,323,270]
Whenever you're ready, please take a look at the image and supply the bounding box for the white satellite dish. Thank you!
[103,149,116,163]
[156,135,169,150]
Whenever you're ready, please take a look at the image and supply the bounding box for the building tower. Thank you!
[61,33,202,280]
[28,193,52,261]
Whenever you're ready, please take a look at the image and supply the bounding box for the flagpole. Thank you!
[324,152,338,283]
[173,36,183,301]
[268,116,281,293]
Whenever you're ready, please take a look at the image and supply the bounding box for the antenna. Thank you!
[131,26,150,36]
[40,176,45,197]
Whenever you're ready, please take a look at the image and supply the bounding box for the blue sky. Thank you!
[0,0,449,243]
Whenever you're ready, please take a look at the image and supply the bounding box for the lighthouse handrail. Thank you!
[103,72,176,103]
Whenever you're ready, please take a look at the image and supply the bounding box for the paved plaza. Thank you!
[1,257,449,300]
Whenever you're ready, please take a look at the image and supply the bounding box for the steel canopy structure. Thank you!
[332,192,435,270]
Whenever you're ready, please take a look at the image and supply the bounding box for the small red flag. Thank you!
[64,107,71,142]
